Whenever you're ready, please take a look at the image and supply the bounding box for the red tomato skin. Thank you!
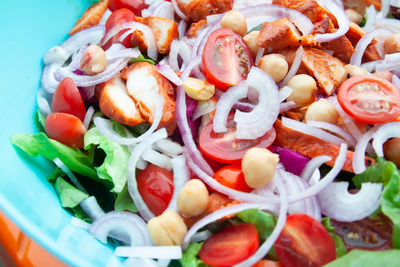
[275,214,336,267]
[214,165,252,192]
[45,113,87,148]
[52,78,86,122]
[199,223,260,267]
[252,260,282,267]
[103,8,136,49]
[108,0,148,16]
[202,28,254,91]
[137,164,174,216]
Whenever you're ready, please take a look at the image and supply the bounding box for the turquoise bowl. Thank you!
[0,1,122,266]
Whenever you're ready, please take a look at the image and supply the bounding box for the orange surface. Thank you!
[0,210,67,267]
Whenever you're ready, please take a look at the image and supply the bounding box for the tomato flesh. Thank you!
[52,78,86,122]
[103,8,136,49]
[137,164,174,216]
[45,113,87,148]
[338,75,400,124]
[214,165,252,192]
[199,118,276,164]
[202,28,254,91]
[275,214,336,267]
[109,0,148,16]
[199,223,260,267]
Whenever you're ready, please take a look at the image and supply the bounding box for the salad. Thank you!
[10,0,400,266]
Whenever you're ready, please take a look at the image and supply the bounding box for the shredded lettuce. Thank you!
[114,185,137,213]
[55,177,89,208]
[321,217,347,257]
[180,242,208,267]
[325,249,400,267]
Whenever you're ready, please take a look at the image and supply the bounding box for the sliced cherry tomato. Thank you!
[275,214,337,267]
[103,8,136,49]
[199,117,276,164]
[331,213,393,251]
[214,165,252,192]
[252,260,282,267]
[137,164,174,216]
[52,78,86,122]
[199,223,259,267]
[202,28,254,91]
[45,113,87,148]
[337,75,400,124]
[108,0,148,16]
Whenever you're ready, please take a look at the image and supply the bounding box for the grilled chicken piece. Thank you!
[97,75,145,127]
[69,0,109,35]
[187,19,207,38]
[176,0,233,22]
[302,48,346,96]
[257,18,302,50]
[121,62,177,134]
[272,0,331,24]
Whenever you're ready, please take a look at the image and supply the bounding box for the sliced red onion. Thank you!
[318,182,382,222]
[151,1,175,20]
[106,45,141,60]
[142,148,172,171]
[279,101,296,112]
[67,45,88,71]
[168,40,192,71]
[353,125,381,174]
[101,22,157,60]
[43,46,69,65]
[37,88,52,116]
[233,0,273,9]
[350,28,393,66]
[79,196,105,220]
[375,18,400,31]
[176,57,214,176]
[274,147,310,176]
[41,63,63,93]
[178,20,188,39]
[154,138,184,157]
[309,169,321,186]
[191,26,212,59]
[171,0,187,20]
[378,0,390,19]
[363,5,377,32]
[53,158,87,193]
[234,101,256,112]
[306,120,356,146]
[372,122,400,157]
[193,99,216,120]
[315,0,350,42]
[157,64,183,86]
[281,46,304,86]
[89,211,151,245]
[296,177,321,221]
[213,82,248,133]
[375,52,400,71]
[143,0,163,17]
[127,128,168,221]
[393,75,400,89]
[255,48,265,65]
[83,106,95,129]
[278,86,293,102]
[190,230,212,244]
[115,246,182,259]
[301,155,332,183]
[99,9,112,25]
[167,155,190,211]
[282,117,347,146]
[70,217,90,230]
[93,95,164,145]
[234,68,280,140]
[124,257,158,267]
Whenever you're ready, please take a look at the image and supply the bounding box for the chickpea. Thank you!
[243,31,260,56]
[383,138,400,167]
[177,179,209,217]
[345,9,363,24]
[258,54,289,82]
[220,10,247,36]
[304,99,339,124]
[384,33,400,54]
[184,77,215,101]
[286,74,317,107]
[80,45,107,75]
[242,148,279,189]
[147,210,187,246]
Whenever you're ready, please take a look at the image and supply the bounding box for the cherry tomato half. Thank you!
[275,214,337,267]
[213,165,252,192]
[45,113,87,148]
[337,75,400,124]
[52,78,86,122]
[108,0,148,16]
[199,223,259,267]
[202,28,254,91]
[103,8,136,49]
[199,118,276,164]
[137,164,174,216]
[252,260,282,267]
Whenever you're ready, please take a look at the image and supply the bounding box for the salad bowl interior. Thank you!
[0,1,119,266]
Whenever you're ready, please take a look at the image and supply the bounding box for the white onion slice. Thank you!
[393,74,400,89]
[41,63,63,93]
[115,246,182,259]
[282,117,347,146]
[94,95,164,145]
[375,52,400,71]
[190,230,212,244]
[106,45,141,60]
[234,67,280,140]
[279,101,296,112]
[363,5,377,32]
[154,139,183,157]
[168,40,192,72]
[167,155,190,212]
[301,155,332,183]
[70,217,90,230]
[318,182,382,222]
[43,46,69,65]
[157,64,183,86]
[315,0,350,42]
[141,148,172,171]
[83,106,95,129]
[353,126,379,174]
[37,88,52,116]
[375,18,400,32]
[124,257,158,267]
[278,86,293,102]
[99,9,112,25]
[152,1,175,20]
[53,158,87,193]
[127,129,168,221]
[307,120,356,146]
[193,99,216,120]
[280,46,304,86]
[178,20,188,39]
[378,0,390,19]
[255,48,265,65]
[213,82,248,133]
[171,0,187,20]
[372,122,400,157]
[79,196,105,220]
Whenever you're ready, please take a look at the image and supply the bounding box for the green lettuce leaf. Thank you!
[180,243,208,267]
[352,157,391,187]
[129,54,156,65]
[325,249,400,267]
[115,185,137,213]
[55,177,89,208]
[34,110,46,133]
[84,127,130,193]
[321,217,347,257]
[237,209,276,241]
[10,133,97,178]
